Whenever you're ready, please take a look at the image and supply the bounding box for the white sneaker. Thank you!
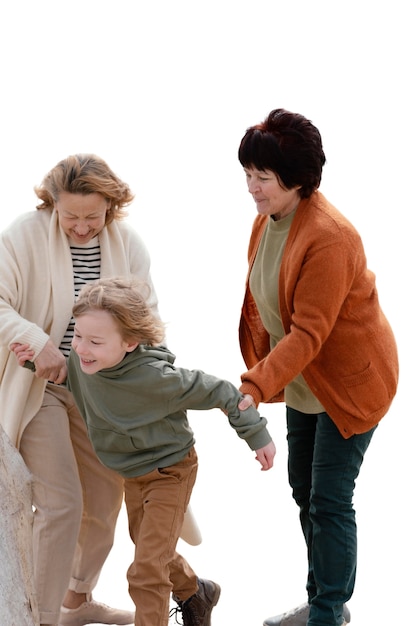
[59,597,134,626]
[263,601,351,626]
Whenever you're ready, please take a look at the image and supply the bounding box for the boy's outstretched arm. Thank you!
[255,440,276,471]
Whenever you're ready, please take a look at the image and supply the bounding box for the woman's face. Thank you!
[55,192,109,244]
[244,167,301,221]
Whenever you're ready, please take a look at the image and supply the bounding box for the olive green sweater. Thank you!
[67,344,272,478]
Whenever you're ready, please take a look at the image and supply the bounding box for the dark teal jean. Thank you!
[286,407,375,626]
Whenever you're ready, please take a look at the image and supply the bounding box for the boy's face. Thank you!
[72,309,138,374]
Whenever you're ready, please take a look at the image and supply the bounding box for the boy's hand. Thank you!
[10,340,67,384]
[10,342,33,365]
[255,440,276,471]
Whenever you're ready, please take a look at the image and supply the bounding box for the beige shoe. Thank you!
[59,596,134,625]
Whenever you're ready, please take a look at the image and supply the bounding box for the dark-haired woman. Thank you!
[236,109,398,626]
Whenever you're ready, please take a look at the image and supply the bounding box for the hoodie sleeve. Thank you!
[159,362,272,451]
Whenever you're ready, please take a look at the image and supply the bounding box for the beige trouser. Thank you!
[19,384,124,625]
[124,447,199,626]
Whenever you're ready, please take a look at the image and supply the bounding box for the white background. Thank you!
[1,2,415,624]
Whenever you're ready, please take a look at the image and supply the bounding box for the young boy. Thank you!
[14,277,276,626]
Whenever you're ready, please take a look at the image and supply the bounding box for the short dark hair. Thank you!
[238,109,326,198]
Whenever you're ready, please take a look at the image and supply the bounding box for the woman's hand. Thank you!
[238,394,255,411]
[255,440,276,471]
[10,339,67,384]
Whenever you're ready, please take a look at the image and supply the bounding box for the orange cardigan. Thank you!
[239,191,399,438]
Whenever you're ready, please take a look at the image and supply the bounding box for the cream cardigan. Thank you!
[0,208,158,447]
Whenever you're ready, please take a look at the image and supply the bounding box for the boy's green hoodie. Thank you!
[67,344,272,478]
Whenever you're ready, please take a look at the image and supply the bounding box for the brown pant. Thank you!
[124,447,199,626]
[20,384,124,625]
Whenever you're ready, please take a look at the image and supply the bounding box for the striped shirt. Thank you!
[59,237,101,357]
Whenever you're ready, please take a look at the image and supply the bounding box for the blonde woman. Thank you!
[1,154,199,626]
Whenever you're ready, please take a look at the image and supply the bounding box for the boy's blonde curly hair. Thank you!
[73,277,165,346]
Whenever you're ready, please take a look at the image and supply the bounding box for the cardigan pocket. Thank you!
[342,362,390,419]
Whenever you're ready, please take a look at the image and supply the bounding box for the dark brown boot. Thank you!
[174,578,221,626]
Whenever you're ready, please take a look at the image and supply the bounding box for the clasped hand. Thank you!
[10,340,67,385]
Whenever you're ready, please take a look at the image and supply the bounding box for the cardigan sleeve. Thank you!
[0,213,53,355]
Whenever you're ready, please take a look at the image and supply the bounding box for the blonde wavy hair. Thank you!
[73,277,165,346]
[35,154,134,224]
